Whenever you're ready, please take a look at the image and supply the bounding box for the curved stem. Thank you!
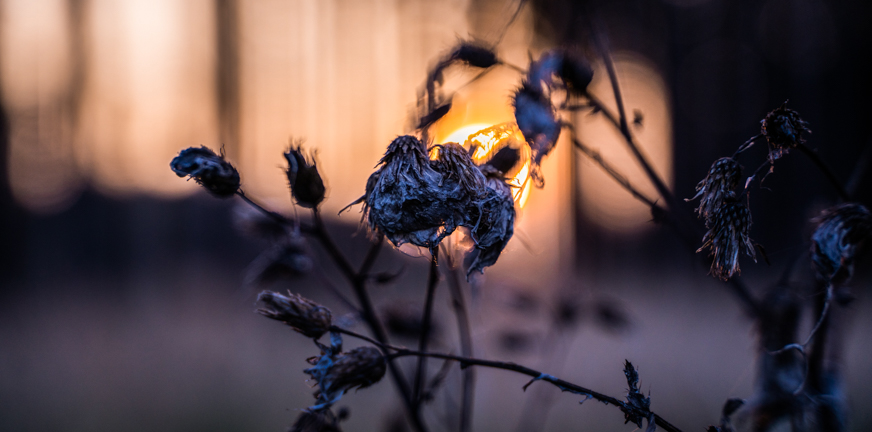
[795,144,851,201]
[732,134,762,159]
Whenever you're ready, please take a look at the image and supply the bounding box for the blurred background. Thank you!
[1,0,871,431]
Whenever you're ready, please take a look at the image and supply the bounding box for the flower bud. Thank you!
[760,101,811,162]
[170,146,240,197]
[450,41,498,69]
[305,346,386,408]
[513,82,561,187]
[810,203,872,283]
[285,145,326,209]
[697,197,756,280]
[257,291,332,339]
[686,157,743,220]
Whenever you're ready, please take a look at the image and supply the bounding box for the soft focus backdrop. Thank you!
[1,0,871,431]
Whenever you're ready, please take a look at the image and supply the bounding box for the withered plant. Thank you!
[170,8,870,432]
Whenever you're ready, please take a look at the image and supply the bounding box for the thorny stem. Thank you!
[795,143,852,201]
[311,209,428,432]
[331,326,683,432]
[442,246,476,432]
[413,250,440,408]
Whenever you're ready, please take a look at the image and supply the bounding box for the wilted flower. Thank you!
[364,135,453,250]
[289,409,343,432]
[305,346,386,408]
[449,41,499,69]
[285,145,326,208]
[513,81,561,187]
[697,196,757,280]
[810,203,872,283]
[170,146,240,197]
[686,157,743,220]
[760,101,811,162]
[257,291,332,339]
[431,142,488,204]
[465,166,516,276]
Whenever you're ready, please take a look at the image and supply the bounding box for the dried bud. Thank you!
[305,346,386,408]
[465,166,516,276]
[364,135,452,250]
[289,409,343,432]
[257,291,332,339]
[513,81,561,187]
[170,146,240,197]
[697,197,757,280]
[622,360,651,428]
[686,157,743,220]
[559,51,594,96]
[450,41,499,69]
[760,101,811,162]
[810,203,872,283]
[285,145,326,208]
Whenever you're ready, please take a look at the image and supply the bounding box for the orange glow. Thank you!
[442,122,532,208]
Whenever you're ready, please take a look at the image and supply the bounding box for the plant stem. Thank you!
[414,250,440,407]
[795,143,852,201]
[331,326,683,432]
[442,247,476,432]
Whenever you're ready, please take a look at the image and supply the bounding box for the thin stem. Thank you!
[493,0,528,48]
[235,190,303,229]
[442,246,476,432]
[414,250,440,407]
[571,136,659,208]
[732,134,762,159]
[795,143,852,201]
[330,326,682,432]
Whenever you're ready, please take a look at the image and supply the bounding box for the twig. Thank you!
[493,0,528,48]
[571,136,659,208]
[330,326,682,432]
[235,190,304,229]
[442,246,476,432]
[795,143,852,201]
[732,134,762,159]
[414,250,440,407]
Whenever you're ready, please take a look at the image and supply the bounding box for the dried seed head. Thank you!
[465,167,516,276]
[431,142,488,199]
[450,41,499,69]
[364,136,455,250]
[697,197,757,280]
[810,203,872,283]
[513,82,561,187]
[305,346,386,408]
[257,291,332,339]
[621,360,651,428]
[289,409,342,432]
[285,145,326,209]
[170,146,240,197]
[760,101,811,162]
[686,157,743,220]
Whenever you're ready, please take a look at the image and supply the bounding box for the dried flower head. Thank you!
[465,166,516,276]
[431,142,488,199]
[810,203,872,283]
[449,41,498,69]
[257,291,332,339]
[686,157,743,220]
[513,81,561,187]
[285,145,326,208]
[305,346,386,408]
[289,409,343,432]
[170,146,240,197]
[760,101,811,161]
[697,196,757,280]
[364,135,454,250]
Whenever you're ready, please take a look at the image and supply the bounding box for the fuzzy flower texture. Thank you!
[362,136,515,275]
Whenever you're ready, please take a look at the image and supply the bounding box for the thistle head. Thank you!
[464,167,516,276]
[810,203,872,283]
[697,196,757,280]
[305,346,386,408]
[431,142,487,198]
[687,157,743,220]
[257,291,332,339]
[285,144,326,209]
[170,146,240,197]
[760,101,811,161]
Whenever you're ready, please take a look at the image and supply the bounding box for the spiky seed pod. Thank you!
[364,135,453,250]
[513,82,561,187]
[289,409,343,432]
[697,197,757,280]
[465,166,516,276]
[760,101,811,162]
[686,157,743,220]
[305,346,386,408]
[810,203,872,283]
[450,41,499,69]
[257,291,332,339]
[285,145,326,208]
[170,146,240,197]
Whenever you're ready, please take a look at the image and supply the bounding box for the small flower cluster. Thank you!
[810,203,872,283]
[170,146,240,197]
[362,135,515,273]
